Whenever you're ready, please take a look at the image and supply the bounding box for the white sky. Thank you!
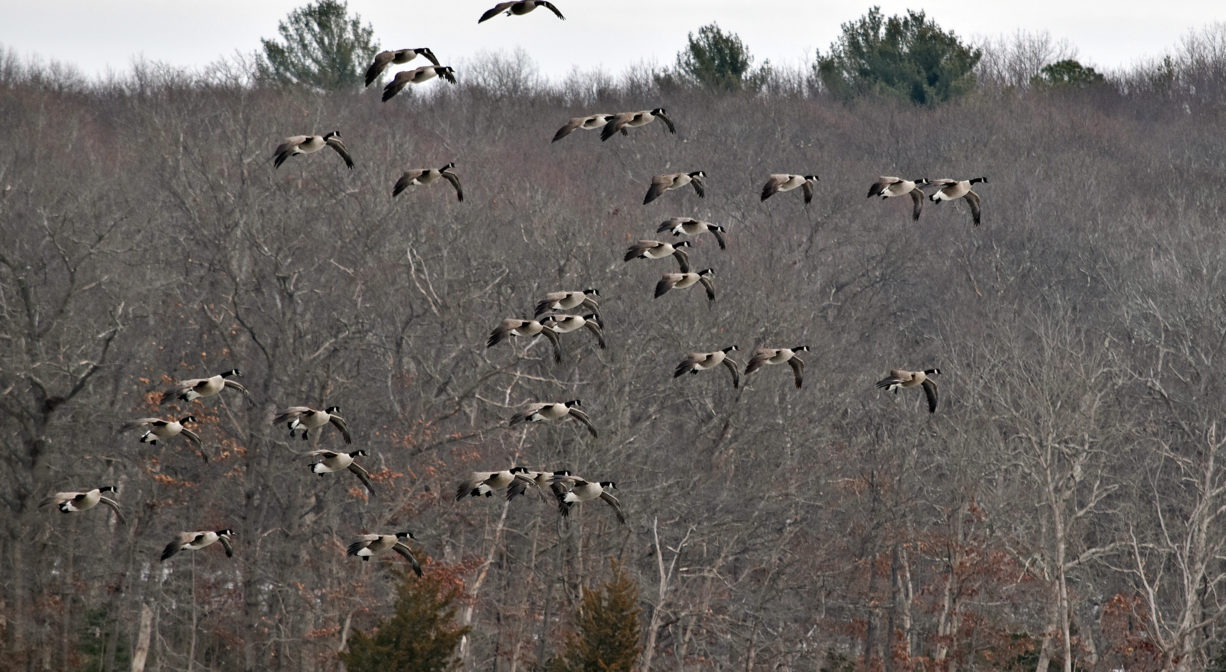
[2,1,1222,81]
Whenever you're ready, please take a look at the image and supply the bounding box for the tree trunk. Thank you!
[131,603,153,672]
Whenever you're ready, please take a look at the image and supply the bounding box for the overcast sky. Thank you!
[3,1,1223,82]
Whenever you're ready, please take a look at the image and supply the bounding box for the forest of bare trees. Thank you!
[3,19,1226,672]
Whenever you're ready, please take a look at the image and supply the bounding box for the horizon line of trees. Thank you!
[3,1,1226,106]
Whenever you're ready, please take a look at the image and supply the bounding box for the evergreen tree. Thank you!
[339,569,470,672]
[663,23,770,92]
[549,560,642,672]
[257,0,377,91]
[1032,59,1106,88]
[816,6,981,105]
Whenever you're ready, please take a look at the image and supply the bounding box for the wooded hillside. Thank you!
[2,47,1226,671]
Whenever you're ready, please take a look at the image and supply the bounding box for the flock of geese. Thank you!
[41,0,987,577]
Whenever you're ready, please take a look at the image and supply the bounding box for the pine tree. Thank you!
[1032,59,1106,88]
[662,23,771,92]
[549,559,643,672]
[339,569,470,672]
[816,6,981,105]
[257,0,377,91]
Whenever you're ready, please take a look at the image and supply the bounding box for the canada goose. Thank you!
[364,48,440,87]
[534,289,599,318]
[274,406,352,443]
[509,400,597,438]
[507,469,571,501]
[644,171,705,205]
[552,114,615,142]
[552,479,626,524]
[486,318,563,363]
[120,415,200,446]
[875,368,940,413]
[455,466,531,500]
[40,486,126,524]
[867,176,930,221]
[761,174,819,204]
[392,162,463,202]
[654,268,715,303]
[273,132,354,170]
[600,108,677,142]
[539,313,606,349]
[624,239,692,272]
[347,531,422,576]
[656,217,727,250]
[160,369,248,405]
[479,1,565,23]
[674,346,740,388]
[161,529,235,562]
[929,177,987,225]
[745,346,810,389]
[309,449,376,496]
[382,65,457,102]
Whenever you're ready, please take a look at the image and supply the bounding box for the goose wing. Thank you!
[325,136,354,169]
[654,274,678,298]
[418,48,440,66]
[788,356,805,389]
[272,139,304,169]
[672,248,691,272]
[329,415,353,444]
[382,73,411,101]
[689,175,705,198]
[161,532,194,561]
[180,427,202,447]
[674,354,699,378]
[506,472,538,501]
[274,407,311,424]
[921,378,939,413]
[456,473,487,500]
[583,320,607,349]
[540,1,565,19]
[486,319,516,347]
[761,175,785,201]
[120,418,162,432]
[699,275,716,302]
[964,190,981,226]
[479,2,515,22]
[875,371,903,389]
[600,113,631,141]
[746,349,771,376]
[600,491,627,525]
[393,542,424,576]
[643,175,670,204]
[348,462,377,497]
[364,51,394,86]
[909,188,924,221]
[39,492,72,508]
[867,177,890,198]
[568,407,598,438]
[159,379,198,405]
[802,180,815,204]
[552,116,585,142]
[346,536,377,556]
[540,326,563,363]
[721,357,741,388]
[656,110,676,134]
[392,170,424,197]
